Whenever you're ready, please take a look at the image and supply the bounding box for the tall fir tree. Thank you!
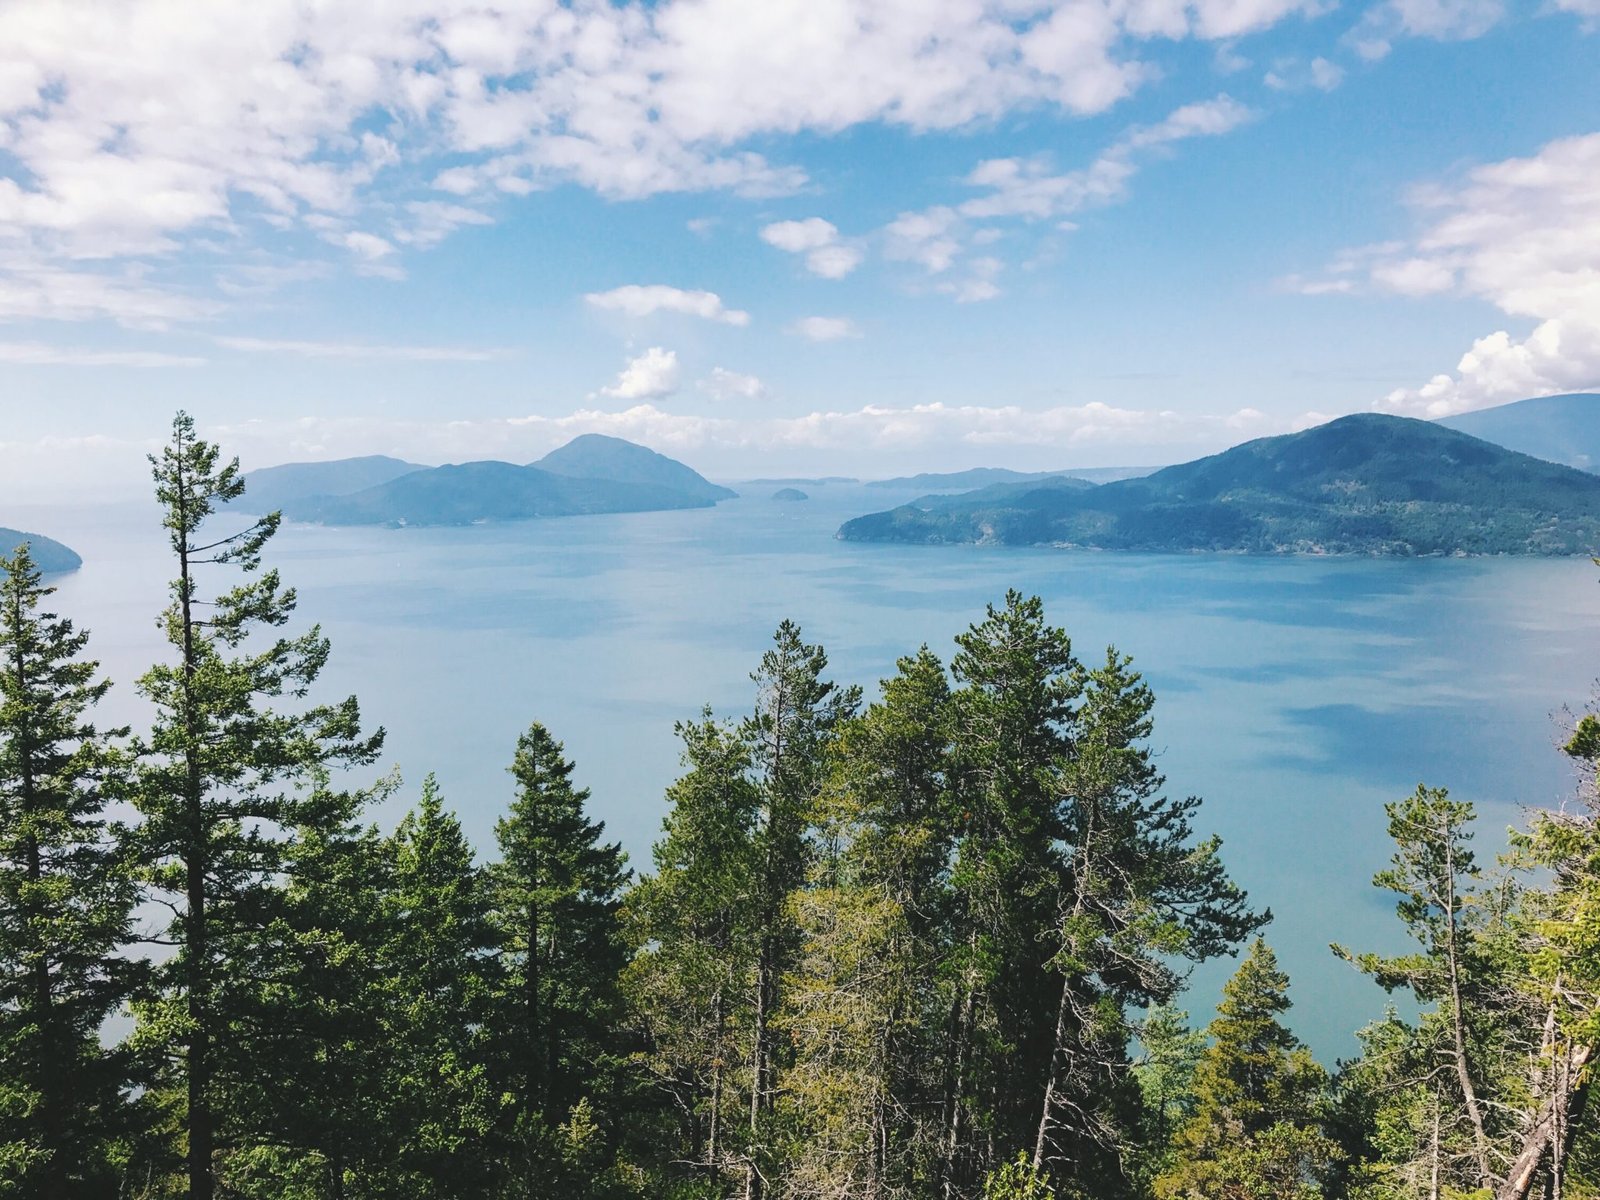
[624,712,762,1192]
[739,621,859,1199]
[1032,649,1262,1190]
[129,412,383,1200]
[940,591,1079,1194]
[379,775,499,1199]
[487,722,631,1192]
[0,543,136,1197]
[1155,938,1336,1200]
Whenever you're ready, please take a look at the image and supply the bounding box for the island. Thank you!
[0,527,82,573]
[771,488,809,502]
[238,434,736,527]
[837,413,1600,556]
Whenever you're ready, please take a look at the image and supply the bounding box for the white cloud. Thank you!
[0,341,205,367]
[1350,0,1506,58]
[789,316,861,342]
[0,0,1319,325]
[585,285,751,326]
[1264,56,1345,91]
[701,367,769,401]
[1306,132,1600,416]
[880,95,1252,297]
[214,336,510,362]
[598,346,681,400]
[760,218,863,279]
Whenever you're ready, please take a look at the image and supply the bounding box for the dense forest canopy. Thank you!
[2,413,1598,1199]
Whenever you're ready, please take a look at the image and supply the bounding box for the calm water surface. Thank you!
[17,482,1600,1060]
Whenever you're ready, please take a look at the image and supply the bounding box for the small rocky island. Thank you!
[771,487,809,502]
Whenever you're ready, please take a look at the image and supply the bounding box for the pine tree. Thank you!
[1032,649,1262,1188]
[740,621,859,1199]
[939,591,1079,1193]
[1156,938,1335,1200]
[487,722,630,1191]
[379,775,499,1198]
[129,412,383,1199]
[0,543,136,1197]
[624,712,762,1192]
[776,647,955,1198]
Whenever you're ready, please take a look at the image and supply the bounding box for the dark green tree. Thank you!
[0,543,136,1197]
[1032,649,1263,1189]
[624,712,762,1192]
[1155,938,1335,1199]
[487,722,630,1192]
[379,775,499,1198]
[939,591,1079,1194]
[128,412,382,1200]
[739,620,859,1198]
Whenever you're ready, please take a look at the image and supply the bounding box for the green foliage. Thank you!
[982,1152,1057,1200]
[839,412,1600,555]
[0,542,136,1197]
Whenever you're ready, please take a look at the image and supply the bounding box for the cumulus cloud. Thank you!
[760,218,864,279]
[1350,0,1507,58]
[1300,132,1600,416]
[585,285,751,326]
[0,2,1321,323]
[598,346,681,400]
[789,316,861,342]
[701,367,769,401]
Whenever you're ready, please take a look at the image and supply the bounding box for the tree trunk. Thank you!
[1496,1043,1593,1200]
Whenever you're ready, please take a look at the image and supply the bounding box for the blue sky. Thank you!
[1,0,1597,496]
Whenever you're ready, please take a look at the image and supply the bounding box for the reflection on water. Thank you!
[14,481,1600,1060]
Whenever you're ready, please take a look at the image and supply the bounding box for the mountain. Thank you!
[867,464,1154,490]
[838,413,1600,556]
[0,527,82,573]
[279,437,734,526]
[239,455,426,512]
[534,434,736,502]
[1438,393,1600,471]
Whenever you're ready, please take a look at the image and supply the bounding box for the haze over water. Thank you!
[20,483,1600,1061]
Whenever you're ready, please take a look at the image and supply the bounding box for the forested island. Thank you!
[5,414,1599,1200]
[0,526,79,574]
[239,434,735,526]
[839,413,1600,555]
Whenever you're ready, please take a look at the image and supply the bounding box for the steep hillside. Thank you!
[534,434,735,502]
[839,413,1600,555]
[1438,393,1600,471]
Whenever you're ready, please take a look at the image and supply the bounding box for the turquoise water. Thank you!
[17,483,1600,1061]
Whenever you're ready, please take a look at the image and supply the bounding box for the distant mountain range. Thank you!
[241,434,735,526]
[1438,393,1600,472]
[838,413,1600,556]
[866,465,1154,490]
[0,527,82,573]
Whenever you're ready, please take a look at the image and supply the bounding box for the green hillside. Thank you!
[1438,392,1600,471]
[839,413,1600,555]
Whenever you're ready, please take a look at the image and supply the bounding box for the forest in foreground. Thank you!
[5,414,1600,1200]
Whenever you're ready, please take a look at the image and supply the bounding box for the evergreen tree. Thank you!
[0,543,136,1197]
[776,647,955,1198]
[1336,786,1533,1196]
[1032,649,1263,1190]
[1155,938,1336,1200]
[740,621,859,1199]
[486,722,630,1192]
[128,412,383,1199]
[940,591,1080,1193]
[379,775,499,1198]
[624,712,762,1192]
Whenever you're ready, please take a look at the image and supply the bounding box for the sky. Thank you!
[0,0,1598,497]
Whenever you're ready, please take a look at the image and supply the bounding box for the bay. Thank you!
[13,481,1600,1061]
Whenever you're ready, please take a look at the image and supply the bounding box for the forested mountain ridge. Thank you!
[236,454,425,512]
[839,412,1600,555]
[0,525,80,573]
[7,413,1600,1200]
[867,464,1154,490]
[1438,392,1600,472]
[249,434,735,526]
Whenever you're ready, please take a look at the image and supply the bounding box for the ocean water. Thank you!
[15,482,1600,1061]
